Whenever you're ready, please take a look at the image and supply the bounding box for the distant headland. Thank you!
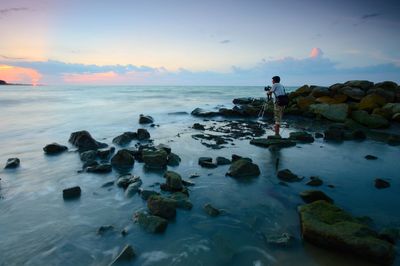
[0,80,33,86]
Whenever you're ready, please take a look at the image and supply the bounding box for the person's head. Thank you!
[272,76,280,84]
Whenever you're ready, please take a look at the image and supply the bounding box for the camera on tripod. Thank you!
[264,85,272,91]
[264,86,272,101]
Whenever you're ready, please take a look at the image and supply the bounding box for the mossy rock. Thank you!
[351,110,389,129]
[227,158,260,178]
[142,149,168,169]
[250,138,296,149]
[298,200,395,265]
[358,94,386,111]
[290,85,312,98]
[296,95,316,110]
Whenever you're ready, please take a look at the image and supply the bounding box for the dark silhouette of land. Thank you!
[0,80,33,86]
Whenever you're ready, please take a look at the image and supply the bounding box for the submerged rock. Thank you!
[4,158,20,169]
[204,203,221,217]
[289,131,315,143]
[193,123,206,130]
[69,130,107,151]
[305,176,323,187]
[309,103,349,122]
[97,225,114,235]
[137,128,151,140]
[163,171,183,191]
[216,156,231,165]
[86,163,112,173]
[111,149,135,170]
[227,158,260,178]
[298,200,395,265]
[135,211,168,233]
[250,138,296,149]
[112,132,137,146]
[375,178,390,189]
[43,143,68,155]
[147,195,177,219]
[116,175,141,189]
[142,149,168,169]
[265,232,295,247]
[62,186,81,199]
[139,189,159,200]
[277,169,303,182]
[125,179,143,197]
[80,150,97,162]
[110,244,136,265]
[365,154,378,160]
[352,110,389,129]
[299,190,333,203]
[97,147,115,160]
[167,152,181,166]
[139,114,154,124]
[169,192,193,210]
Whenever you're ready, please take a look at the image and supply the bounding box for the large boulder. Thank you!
[43,143,68,155]
[4,158,20,169]
[296,96,316,110]
[341,86,365,100]
[298,200,395,265]
[311,86,331,98]
[226,158,260,178]
[382,103,400,114]
[164,171,183,191]
[250,138,296,149]
[135,211,168,233]
[147,195,177,219]
[344,80,374,90]
[69,130,107,151]
[358,94,386,111]
[351,110,389,129]
[62,186,81,200]
[112,132,137,146]
[111,149,135,170]
[374,81,398,91]
[290,85,312,98]
[142,149,168,169]
[315,94,347,104]
[137,128,151,140]
[309,103,349,122]
[139,114,154,124]
[367,88,395,102]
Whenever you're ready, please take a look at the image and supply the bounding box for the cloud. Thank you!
[310,47,323,58]
[361,13,380,20]
[220,40,231,44]
[0,7,29,17]
[0,64,42,85]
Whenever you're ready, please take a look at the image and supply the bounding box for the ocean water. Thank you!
[0,85,399,266]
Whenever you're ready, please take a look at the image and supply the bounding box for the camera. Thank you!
[264,85,272,91]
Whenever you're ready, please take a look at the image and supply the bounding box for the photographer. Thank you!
[266,76,287,136]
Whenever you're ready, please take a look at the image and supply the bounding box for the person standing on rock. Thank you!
[267,76,287,136]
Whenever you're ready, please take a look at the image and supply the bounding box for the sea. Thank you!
[0,85,399,266]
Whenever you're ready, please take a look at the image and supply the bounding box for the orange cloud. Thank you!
[63,71,157,84]
[0,64,42,85]
[310,47,323,58]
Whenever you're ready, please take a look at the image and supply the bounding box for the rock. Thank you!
[164,171,183,191]
[155,144,171,154]
[289,131,314,143]
[110,245,135,265]
[43,143,68,155]
[379,228,400,244]
[4,158,20,169]
[167,152,181,166]
[277,169,303,182]
[110,149,135,171]
[112,132,137,146]
[142,149,168,169]
[198,157,217,168]
[358,94,387,111]
[139,189,159,200]
[266,232,294,247]
[374,81,398,91]
[306,176,323,186]
[344,80,374,90]
[191,108,219,117]
[227,158,260,178]
[231,154,243,162]
[329,83,345,93]
[341,86,365,100]
[86,164,112,173]
[147,195,177,219]
[311,86,331,98]
[193,123,206,130]
[382,103,400,114]
[62,186,81,199]
[97,225,114,235]
[101,181,114,188]
[137,128,151,140]
[290,85,312,98]
[204,203,221,217]
[365,155,378,160]
[139,114,154,124]
[309,103,349,122]
[314,132,324,138]
[83,160,98,169]
[170,192,193,210]
[316,94,347,104]
[372,108,392,120]
[352,110,389,129]
[69,130,107,151]
[323,126,344,141]
[116,175,141,189]
[387,135,400,146]
[392,113,400,122]
[300,190,333,203]
[135,211,168,233]
[80,150,97,162]
[125,179,143,197]
[250,138,296,149]
[97,147,115,160]
[375,178,390,189]
[233,97,254,104]
[198,157,212,164]
[216,156,231,165]
[296,95,316,110]
[351,129,367,140]
[368,88,396,102]
[298,200,394,265]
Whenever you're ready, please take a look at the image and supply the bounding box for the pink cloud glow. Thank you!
[0,64,42,85]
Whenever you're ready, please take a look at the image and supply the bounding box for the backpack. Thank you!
[276,86,289,107]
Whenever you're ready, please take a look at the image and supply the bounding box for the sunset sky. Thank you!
[0,0,399,85]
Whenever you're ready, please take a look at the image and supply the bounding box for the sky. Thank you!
[0,0,399,86]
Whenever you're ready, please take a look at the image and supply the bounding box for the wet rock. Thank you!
[387,135,400,146]
[204,203,221,217]
[193,123,206,130]
[155,144,171,154]
[139,114,154,124]
[135,211,168,233]
[311,86,331,98]
[147,195,177,219]
[43,143,68,155]
[164,171,183,191]
[298,200,395,265]
[191,108,219,117]
[62,186,81,199]
[296,95,316,110]
[358,94,386,111]
[116,175,141,189]
[83,160,98,169]
[198,157,217,168]
[112,132,137,146]
[290,85,312,98]
[314,132,324,138]
[86,163,112,173]
[352,110,389,129]
[306,176,323,186]
[125,178,143,197]
[97,147,115,160]
[309,103,349,122]
[382,103,400,114]
[170,192,193,210]
[351,129,366,140]
[101,181,114,188]
[365,155,378,160]
[375,178,390,189]
[323,126,344,141]
[80,150,97,162]
[250,138,296,149]
[137,128,151,140]
[139,189,159,200]
[110,244,135,265]
[374,81,398,91]
[344,80,374,90]
[97,225,114,235]
[300,190,333,203]
[216,156,231,165]
[4,158,20,169]
[142,149,168,169]
[266,232,295,247]
[231,154,243,162]
[341,86,365,100]
[182,179,195,186]
[233,97,255,104]
[227,158,260,178]
[289,131,314,143]
[379,228,400,244]
[69,130,107,151]
[111,149,135,170]
[189,173,200,179]
[392,113,400,122]
[277,169,303,182]
[167,152,181,166]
